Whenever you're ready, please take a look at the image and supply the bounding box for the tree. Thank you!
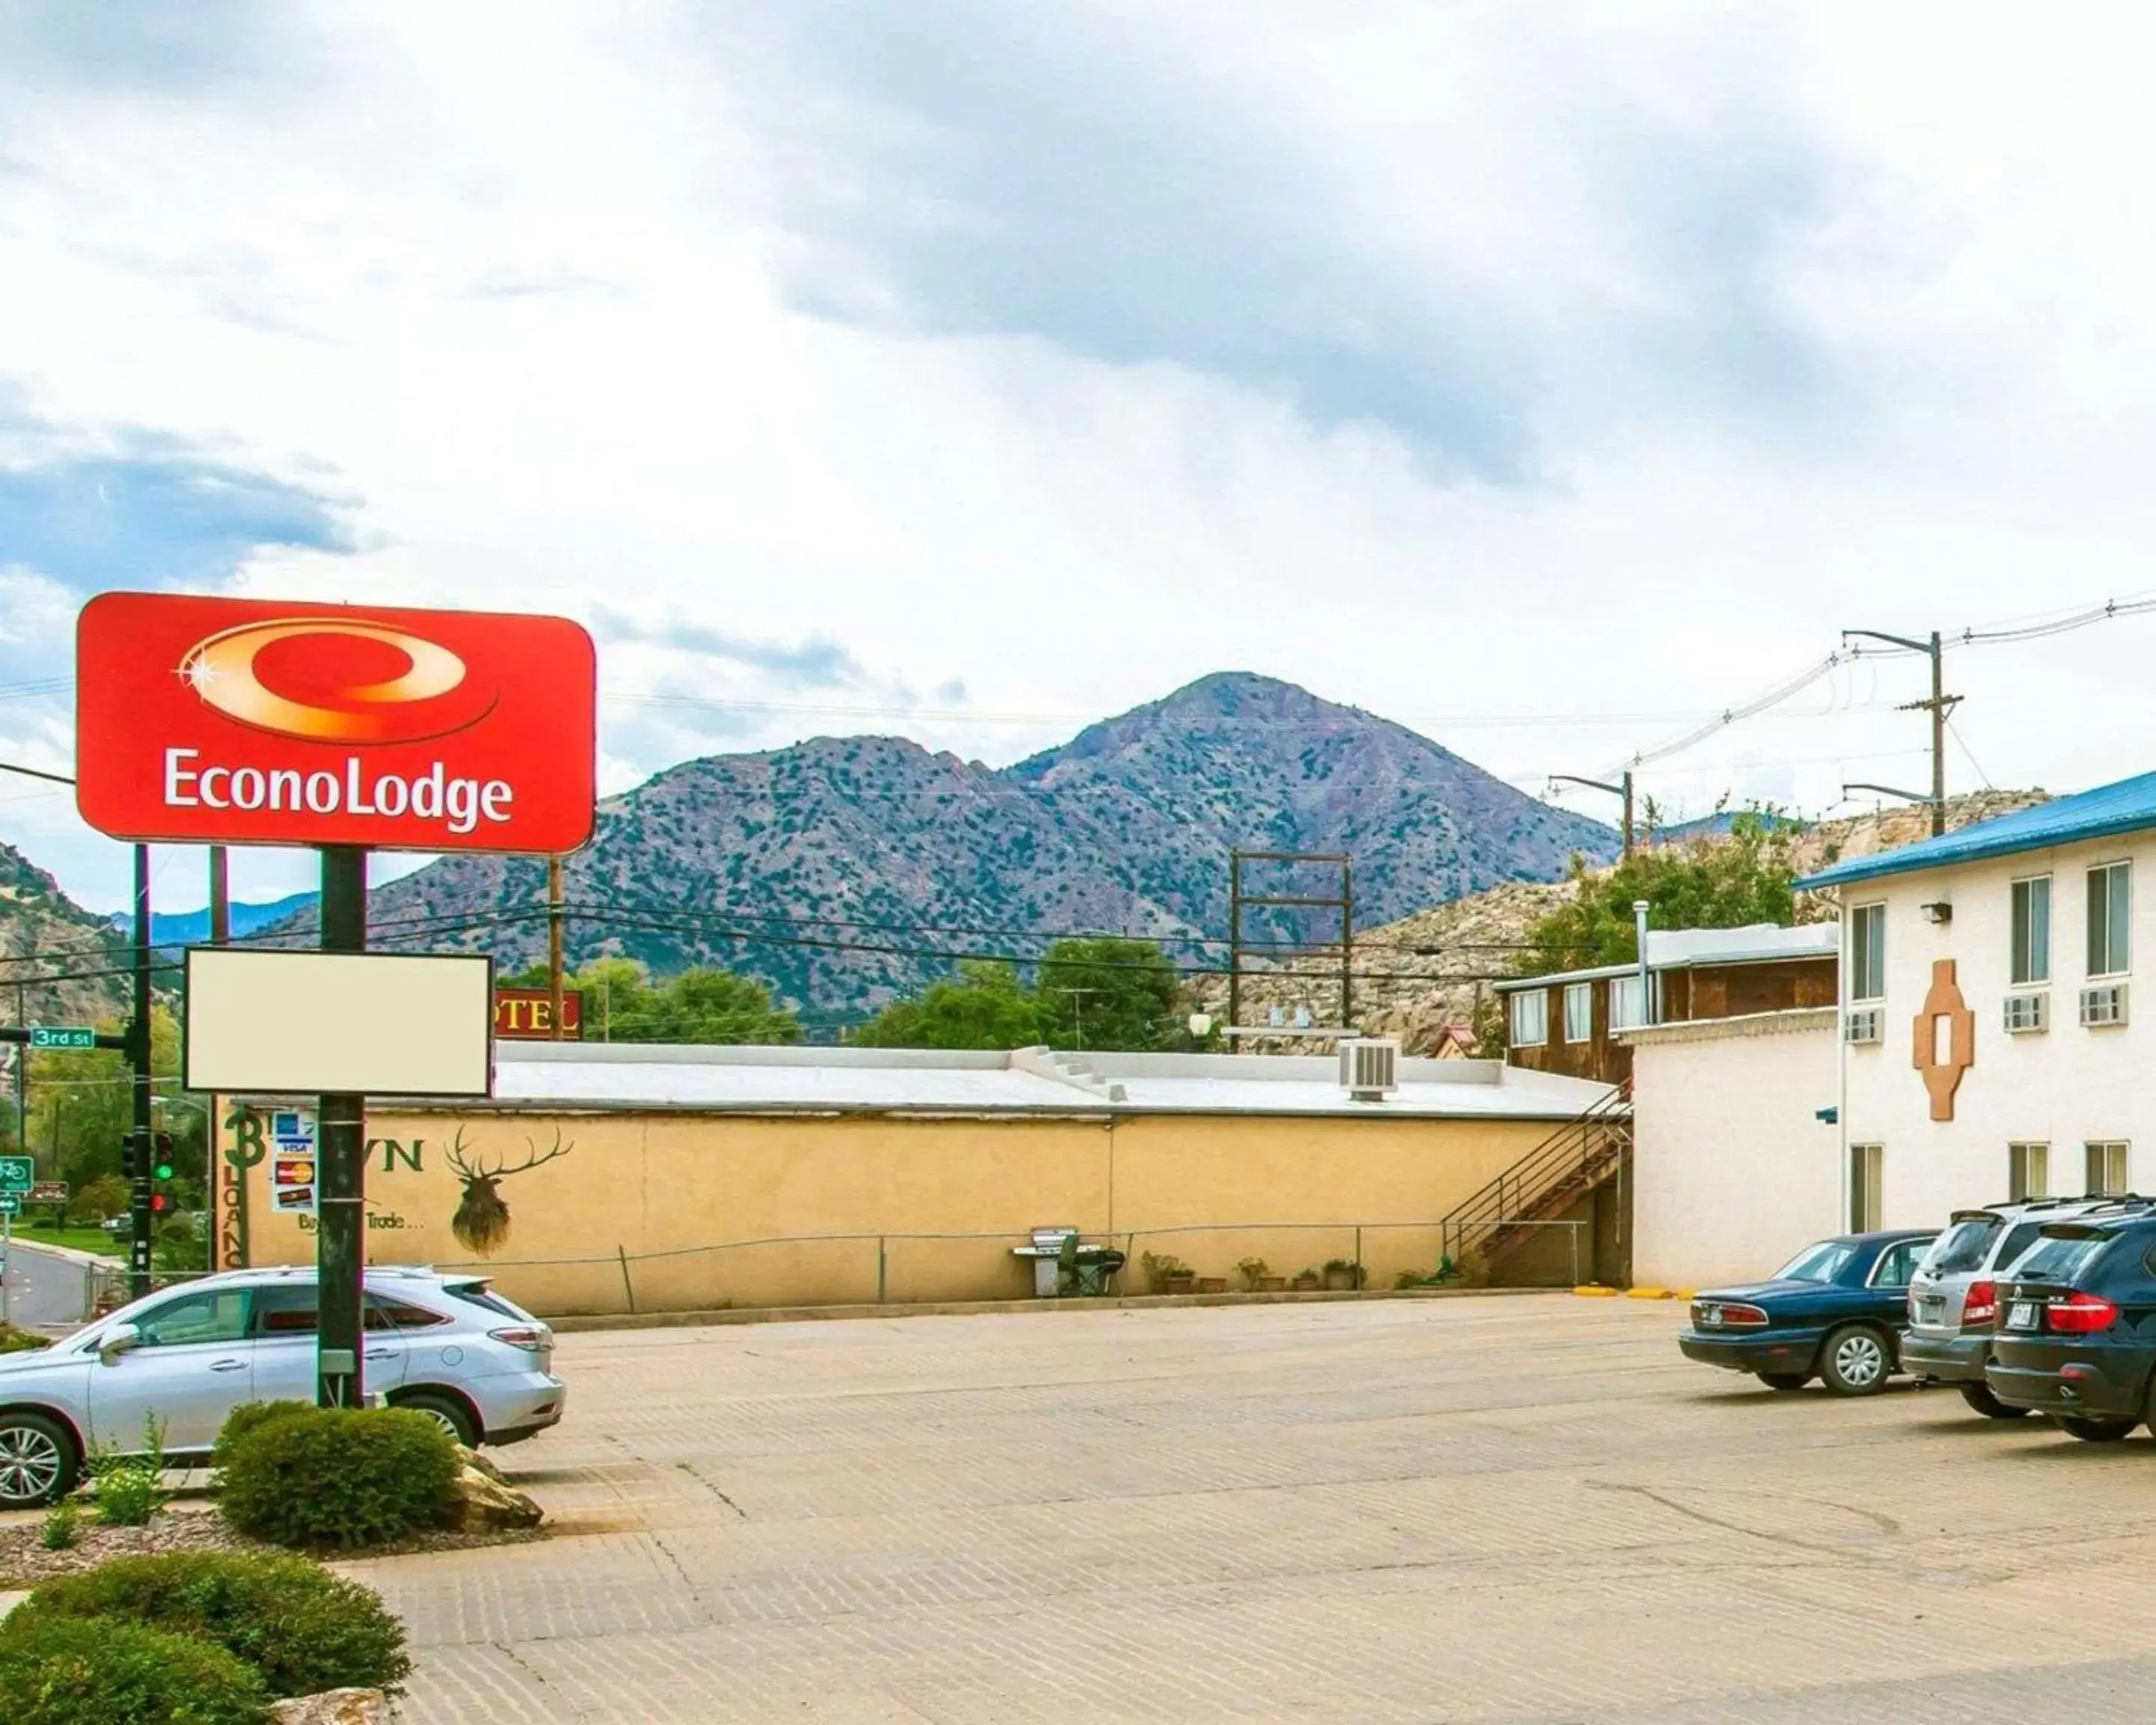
[1035,937,1184,1052]
[22,1006,207,1201]
[1514,807,1808,976]
[854,961,1047,1050]
[502,958,800,1044]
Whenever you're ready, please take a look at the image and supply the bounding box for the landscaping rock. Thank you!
[444,1463,543,1535]
[270,1689,390,1724]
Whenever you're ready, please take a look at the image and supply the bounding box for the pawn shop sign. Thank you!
[76,594,596,853]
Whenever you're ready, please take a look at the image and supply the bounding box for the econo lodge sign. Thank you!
[76,593,596,853]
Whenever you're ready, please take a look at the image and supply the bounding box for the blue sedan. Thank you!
[1678,1229,1938,1396]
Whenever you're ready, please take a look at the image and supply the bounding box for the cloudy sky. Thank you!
[6,1,2156,913]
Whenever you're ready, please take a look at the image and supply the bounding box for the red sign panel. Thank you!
[76,593,596,853]
[494,988,584,1040]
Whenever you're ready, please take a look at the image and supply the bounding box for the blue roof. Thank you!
[1800,776,2156,890]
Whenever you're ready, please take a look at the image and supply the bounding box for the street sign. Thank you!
[24,1182,67,1205]
[73,593,597,854]
[28,1026,94,1050]
[0,1157,33,1194]
[0,1196,19,1219]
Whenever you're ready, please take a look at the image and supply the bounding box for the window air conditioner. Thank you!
[2003,993,2050,1034]
[1844,1008,1883,1045]
[2080,984,2129,1029]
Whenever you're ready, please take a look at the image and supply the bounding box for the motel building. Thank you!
[1800,774,2156,1244]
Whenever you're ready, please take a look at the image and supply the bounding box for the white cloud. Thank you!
[4,1,2156,912]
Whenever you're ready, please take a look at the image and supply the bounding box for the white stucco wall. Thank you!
[1836,833,2156,1228]
[1626,1009,1839,1289]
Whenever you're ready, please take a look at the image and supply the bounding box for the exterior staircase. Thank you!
[1440,1081,1633,1277]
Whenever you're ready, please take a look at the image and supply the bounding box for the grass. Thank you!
[5,1217,124,1257]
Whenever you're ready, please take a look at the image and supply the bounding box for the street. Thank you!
[0,1238,89,1333]
[338,1294,2156,1723]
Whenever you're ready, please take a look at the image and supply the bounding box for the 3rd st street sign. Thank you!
[75,594,597,853]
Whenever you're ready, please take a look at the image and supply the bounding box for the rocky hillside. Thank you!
[1215,789,2052,1054]
[0,838,131,1027]
[343,673,1618,1013]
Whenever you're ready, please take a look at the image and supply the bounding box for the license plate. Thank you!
[2007,1300,2038,1330]
[1920,1297,1944,1324]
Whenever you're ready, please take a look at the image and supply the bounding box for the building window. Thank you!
[1508,990,1547,1048]
[1849,904,1886,1003]
[1848,1143,1884,1232]
[2011,875,2051,986]
[1562,982,1593,1044]
[2088,1140,2131,1196]
[1610,973,1648,1030]
[2088,861,2131,978]
[2008,1142,2049,1202]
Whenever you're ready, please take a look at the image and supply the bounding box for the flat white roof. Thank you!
[1494,922,1837,992]
[374,1041,1617,1122]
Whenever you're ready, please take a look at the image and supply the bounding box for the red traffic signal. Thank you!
[150,1193,170,1214]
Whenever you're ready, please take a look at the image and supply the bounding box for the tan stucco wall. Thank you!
[222,1105,1564,1315]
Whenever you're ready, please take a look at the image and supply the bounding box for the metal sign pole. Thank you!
[128,843,154,1300]
[1,1202,11,1326]
[316,845,368,1409]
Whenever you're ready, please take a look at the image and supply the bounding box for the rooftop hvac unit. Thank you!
[1339,1038,1399,1101]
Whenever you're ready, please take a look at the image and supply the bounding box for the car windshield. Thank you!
[1922,1219,2001,1276]
[2013,1230,2116,1283]
[1773,1241,1857,1283]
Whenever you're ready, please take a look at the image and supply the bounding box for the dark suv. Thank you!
[1986,1202,2156,1440]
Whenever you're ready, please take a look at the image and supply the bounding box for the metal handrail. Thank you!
[1440,1080,1632,1259]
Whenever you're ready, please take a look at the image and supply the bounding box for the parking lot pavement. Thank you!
[362,1296,2156,1722]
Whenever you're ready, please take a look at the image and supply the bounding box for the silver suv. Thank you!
[1903,1198,2130,1416]
[0,1265,566,1508]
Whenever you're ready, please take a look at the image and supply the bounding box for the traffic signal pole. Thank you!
[316,845,368,1410]
[128,843,154,1299]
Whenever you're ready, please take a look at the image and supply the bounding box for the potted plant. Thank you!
[1237,1257,1270,1292]
[1196,1275,1228,1294]
[1140,1251,1191,1295]
[1322,1258,1364,1292]
[1292,1267,1321,1293]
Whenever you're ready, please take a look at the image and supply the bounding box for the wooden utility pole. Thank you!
[1843,627,1957,837]
[1548,771,1635,858]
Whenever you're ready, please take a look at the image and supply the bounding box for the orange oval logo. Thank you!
[180,618,498,744]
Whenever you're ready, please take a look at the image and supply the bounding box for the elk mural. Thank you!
[445,1125,573,1256]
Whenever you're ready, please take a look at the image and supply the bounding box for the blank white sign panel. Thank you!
[185,949,493,1097]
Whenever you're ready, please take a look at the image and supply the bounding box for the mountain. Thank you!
[0,838,131,1027]
[108,892,317,948]
[327,672,1619,1013]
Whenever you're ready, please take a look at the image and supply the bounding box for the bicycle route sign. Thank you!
[0,1157,34,1194]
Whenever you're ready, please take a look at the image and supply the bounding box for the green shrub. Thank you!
[0,1322,47,1354]
[210,1400,316,1473]
[37,1503,79,1551]
[218,1405,461,1550]
[0,1615,266,1725]
[88,1416,168,1527]
[8,1551,411,1699]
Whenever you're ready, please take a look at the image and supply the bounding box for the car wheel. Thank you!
[396,1390,480,1449]
[0,1411,79,1509]
[2053,1414,2137,1442]
[1819,1324,1892,1396]
[1758,1372,1812,1391]
[1958,1382,2030,1420]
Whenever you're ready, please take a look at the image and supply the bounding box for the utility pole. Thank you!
[1843,627,1957,838]
[1548,771,1635,858]
[547,856,565,1041]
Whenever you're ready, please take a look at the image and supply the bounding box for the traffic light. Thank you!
[150,1132,175,1214]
